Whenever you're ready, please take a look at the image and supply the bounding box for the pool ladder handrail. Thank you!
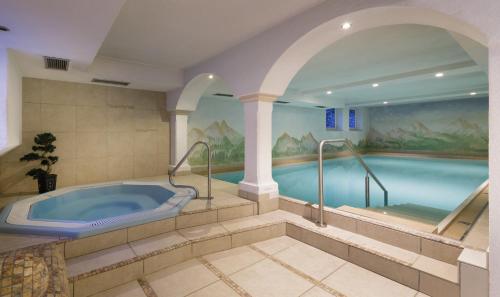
[318,138,388,227]
[168,141,212,200]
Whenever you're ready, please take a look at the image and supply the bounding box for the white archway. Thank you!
[259,6,488,96]
[167,73,234,172]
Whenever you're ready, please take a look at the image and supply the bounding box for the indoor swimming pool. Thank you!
[215,156,489,219]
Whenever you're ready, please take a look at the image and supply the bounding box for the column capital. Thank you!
[239,93,279,103]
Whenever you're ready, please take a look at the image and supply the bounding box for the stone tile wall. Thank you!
[0,78,170,194]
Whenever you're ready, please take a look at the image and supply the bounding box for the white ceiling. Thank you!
[98,0,326,68]
[281,24,488,108]
[0,0,125,67]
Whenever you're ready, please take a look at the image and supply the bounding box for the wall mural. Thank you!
[365,97,488,156]
[188,96,488,168]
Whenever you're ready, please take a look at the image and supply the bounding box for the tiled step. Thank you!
[66,218,285,297]
[66,210,461,297]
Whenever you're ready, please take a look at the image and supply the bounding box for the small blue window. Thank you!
[326,108,336,129]
[349,109,356,129]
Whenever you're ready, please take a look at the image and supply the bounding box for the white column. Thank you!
[169,111,191,173]
[489,39,500,297]
[238,93,279,212]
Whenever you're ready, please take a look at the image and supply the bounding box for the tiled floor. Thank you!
[90,236,429,297]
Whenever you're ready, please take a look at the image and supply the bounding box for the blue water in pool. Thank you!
[215,156,488,215]
[29,185,175,222]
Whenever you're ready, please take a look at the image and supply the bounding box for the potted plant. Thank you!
[20,132,59,193]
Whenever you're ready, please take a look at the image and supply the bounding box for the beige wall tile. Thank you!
[55,132,76,160]
[41,104,76,132]
[76,157,108,184]
[134,109,159,130]
[107,88,134,107]
[133,154,158,178]
[127,218,175,242]
[134,131,158,155]
[323,211,357,233]
[76,106,106,132]
[75,84,107,106]
[143,245,192,274]
[175,210,218,229]
[53,159,76,188]
[2,79,169,193]
[107,132,134,156]
[106,107,135,132]
[22,78,42,103]
[73,261,143,297]
[157,154,170,175]
[41,80,76,105]
[107,155,133,181]
[157,125,170,155]
[133,91,163,110]
[65,229,128,258]
[421,239,462,265]
[76,132,107,158]
[0,161,37,193]
[22,103,41,132]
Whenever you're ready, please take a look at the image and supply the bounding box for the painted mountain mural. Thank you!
[188,120,244,165]
[272,132,354,157]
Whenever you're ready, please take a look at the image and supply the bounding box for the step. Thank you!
[66,210,460,297]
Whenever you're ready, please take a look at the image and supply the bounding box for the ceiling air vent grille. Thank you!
[315,105,327,109]
[44,56,70,71]
[276,100,290,104]
[91,78,130,86]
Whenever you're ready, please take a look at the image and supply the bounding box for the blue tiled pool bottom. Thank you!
[214,156,488,216]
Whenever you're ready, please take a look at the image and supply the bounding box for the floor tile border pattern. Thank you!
[198,257,252,297]
[248,244,347,297]
[137,278,158,297]
[68,221,286,297]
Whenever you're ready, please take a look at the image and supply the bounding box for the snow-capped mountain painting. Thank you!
[366,98,488,155]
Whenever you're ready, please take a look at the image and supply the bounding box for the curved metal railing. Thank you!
[168,141,212,200]
[317,138,388,226]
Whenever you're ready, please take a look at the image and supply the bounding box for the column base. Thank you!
[238,181,279,214]
[168,164,191,175]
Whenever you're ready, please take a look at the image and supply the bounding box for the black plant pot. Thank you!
[38,174,57,194]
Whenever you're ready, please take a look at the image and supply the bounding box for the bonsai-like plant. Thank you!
[20,132,59,193]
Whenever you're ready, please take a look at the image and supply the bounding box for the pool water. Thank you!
[29,185,175,222]
[215,156,488,217]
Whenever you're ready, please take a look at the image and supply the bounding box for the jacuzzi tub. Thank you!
[0,181,196,238]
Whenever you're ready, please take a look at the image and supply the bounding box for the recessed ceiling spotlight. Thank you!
[341,22,352,30]
[326,90,332,95]
[470,92,477,96]
[208,74,214,79]
[372,83,379,88]
[0,25,10,32]
[435,72,444,78]
[383,101,389,105]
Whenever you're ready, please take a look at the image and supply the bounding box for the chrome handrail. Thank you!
[168,141,212,200]
[318,138,388,227]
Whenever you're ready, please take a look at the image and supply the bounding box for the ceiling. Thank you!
[0,0,125,68]
[98,0,326,68]
[1,0,325,91]
[280,24,488,108]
